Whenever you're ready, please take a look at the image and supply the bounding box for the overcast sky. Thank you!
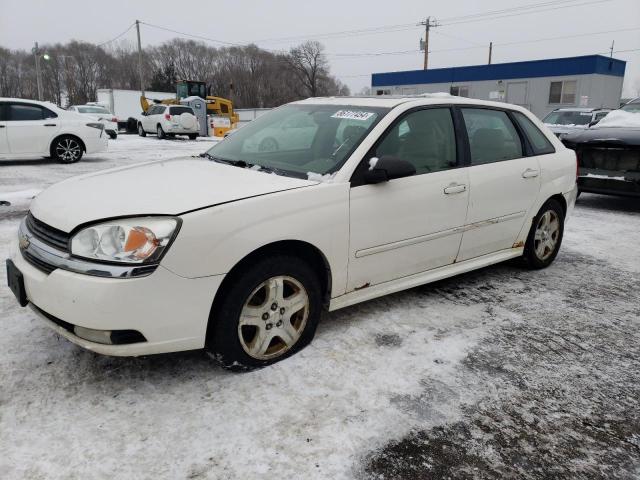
[1,0,639,97]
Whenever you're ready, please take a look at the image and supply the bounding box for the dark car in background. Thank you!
[562,110,640,197]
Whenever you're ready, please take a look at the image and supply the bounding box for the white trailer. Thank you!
[96,89,176,130]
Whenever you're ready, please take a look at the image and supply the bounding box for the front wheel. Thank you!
[138,123,146,137]
[522,199,564,269]
[51,136,83,163]
[207,255,322,370]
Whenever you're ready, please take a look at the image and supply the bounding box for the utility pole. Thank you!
[609,40,615,58]
[419,17,438,70]
[488,42,493,65]
[135,20,145,97]
[33,41,43,100]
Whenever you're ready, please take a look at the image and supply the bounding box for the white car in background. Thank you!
[67,104,118,139]
[0,98,108,163]
[7,96,577,370]
[138,104,199,140]
[542,107,611,138]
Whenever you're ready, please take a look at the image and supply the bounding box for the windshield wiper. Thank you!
[202,153,253,169]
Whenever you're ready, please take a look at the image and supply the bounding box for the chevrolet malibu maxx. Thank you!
[6,96,577,370]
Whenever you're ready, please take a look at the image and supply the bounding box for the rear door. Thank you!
[5,102,59,154]
[457,107,541,261]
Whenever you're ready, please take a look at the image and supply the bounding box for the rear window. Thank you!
[512,111,555,155]
[77,106,110,114]
[169,106,193,116]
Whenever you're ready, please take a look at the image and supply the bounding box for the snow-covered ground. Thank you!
[1,136,639,479]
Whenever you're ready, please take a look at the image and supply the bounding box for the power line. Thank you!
[97,22,136,47]
[438,0,593,23]
[327,26,640,58]
[139,21,246,47]
[441,0,613,26]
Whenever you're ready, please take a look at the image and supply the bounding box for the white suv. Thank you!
[7,95,577,370]
[138,104,199,139]
[0,98,108,163]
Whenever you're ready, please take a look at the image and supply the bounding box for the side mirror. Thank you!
[364,156,416,184]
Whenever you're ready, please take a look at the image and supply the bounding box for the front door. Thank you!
[457,107,541,261]
[348,107,470,291]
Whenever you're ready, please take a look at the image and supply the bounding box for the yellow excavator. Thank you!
[140,80,239,135]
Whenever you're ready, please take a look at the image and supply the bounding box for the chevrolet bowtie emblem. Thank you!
[19,235,30,250]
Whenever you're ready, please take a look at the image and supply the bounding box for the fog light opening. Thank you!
[73,326,113,345]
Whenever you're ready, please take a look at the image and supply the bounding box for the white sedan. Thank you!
[67,104,119,139]
[7,95,577,369]
[0,98,108,163]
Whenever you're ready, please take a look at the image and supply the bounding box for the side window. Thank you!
[512,111,555,155]
[0,103,6,121]
[375,108,457,175]
[461,108,523,165]
[41,107,58,119]
[8,103,47,121]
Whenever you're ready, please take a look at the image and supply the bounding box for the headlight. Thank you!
[71,217,180,264]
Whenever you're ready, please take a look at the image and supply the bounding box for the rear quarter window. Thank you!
[512,111,555,155]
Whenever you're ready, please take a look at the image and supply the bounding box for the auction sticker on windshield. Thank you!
[331,110,375,121]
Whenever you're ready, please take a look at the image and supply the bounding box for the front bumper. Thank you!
[9,221,224,356]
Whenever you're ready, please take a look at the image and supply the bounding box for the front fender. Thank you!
[161,183,350,297]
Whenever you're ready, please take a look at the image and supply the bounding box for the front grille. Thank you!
[22,250,57,274]
[579,147,640,172]
[26,213,70,251]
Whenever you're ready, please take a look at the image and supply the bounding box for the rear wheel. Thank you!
[207,255,322,371]
[51,136,83,163]
[138,123,146,137]
[157,125,166,139]
[522,199,564,269]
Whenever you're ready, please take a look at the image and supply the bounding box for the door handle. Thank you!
[444,183,467,195]
[522,168,540,178]
[44,124,57,127]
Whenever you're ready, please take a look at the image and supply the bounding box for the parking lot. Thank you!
[1,136,639,479]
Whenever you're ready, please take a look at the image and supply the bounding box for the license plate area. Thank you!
[6,259,28,307]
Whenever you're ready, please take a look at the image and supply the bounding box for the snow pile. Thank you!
[368,157,379,170]
[306,172,336,183]
[593,110,640,129]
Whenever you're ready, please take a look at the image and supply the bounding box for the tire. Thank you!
[258,137,278,152]
[108,132,117,140]
[157,125,166,139]
[188,133,198,140]
[522,199,565,269]
[51,136,83,163]
[207,255,322,371]
[138,123,146,137]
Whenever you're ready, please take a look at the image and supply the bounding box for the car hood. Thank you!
[562,127,640,147]
[30,157,316,232]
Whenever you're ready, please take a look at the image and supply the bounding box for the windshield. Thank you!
[77,106,110,114]
[205,104,388,178]
[543,110,592,126]
[621,102,640,113]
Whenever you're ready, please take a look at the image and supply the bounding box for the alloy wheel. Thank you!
[55,138,82,162]
[534,210,560,261]
[237,275,309,360]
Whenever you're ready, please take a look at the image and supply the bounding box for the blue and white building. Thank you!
[371,54,626,119]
